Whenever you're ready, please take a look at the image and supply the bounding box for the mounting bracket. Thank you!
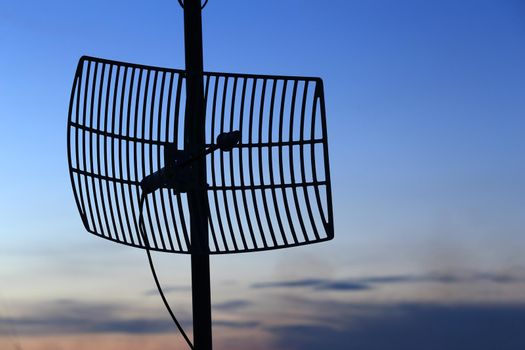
[140,131,241,194]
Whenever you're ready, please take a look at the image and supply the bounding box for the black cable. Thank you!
[139,192,194,349]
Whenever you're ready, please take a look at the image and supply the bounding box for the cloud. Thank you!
[359,272,525,285]
[0,299,259,336]
[0,299,182,336]
[251,271,525,292]
[252,279,325,289]
[214,320,260,329]
[0,316,175,335]
[0,313,262,335]
[143,285,191,296]
[315,281,371,291]
[3,297,525,349]
[252,279,370,291]
[267,303,525,350]
[213,300,252,311]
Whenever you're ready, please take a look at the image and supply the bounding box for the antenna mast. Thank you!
[66,2,334,349]
[183,1,212,349]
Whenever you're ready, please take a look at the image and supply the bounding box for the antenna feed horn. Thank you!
[140,130,241,194]
[216,130,241,152]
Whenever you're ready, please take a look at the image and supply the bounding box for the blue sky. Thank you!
[0,0,524,349]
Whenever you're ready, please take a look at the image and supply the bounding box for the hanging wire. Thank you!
[177,0,209,9]
[139,192,194,350]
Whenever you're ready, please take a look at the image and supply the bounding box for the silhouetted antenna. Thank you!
[67,1,333,349]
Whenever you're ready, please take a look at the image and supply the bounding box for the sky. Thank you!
[0,0,524,349]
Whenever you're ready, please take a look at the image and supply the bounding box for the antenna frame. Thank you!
[66,1,334,349]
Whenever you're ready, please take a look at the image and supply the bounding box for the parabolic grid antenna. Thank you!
[67,1,333,349]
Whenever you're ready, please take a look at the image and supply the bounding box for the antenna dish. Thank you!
[67,56,334,254]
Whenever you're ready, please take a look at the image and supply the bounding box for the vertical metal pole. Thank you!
[183,1,212,350]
